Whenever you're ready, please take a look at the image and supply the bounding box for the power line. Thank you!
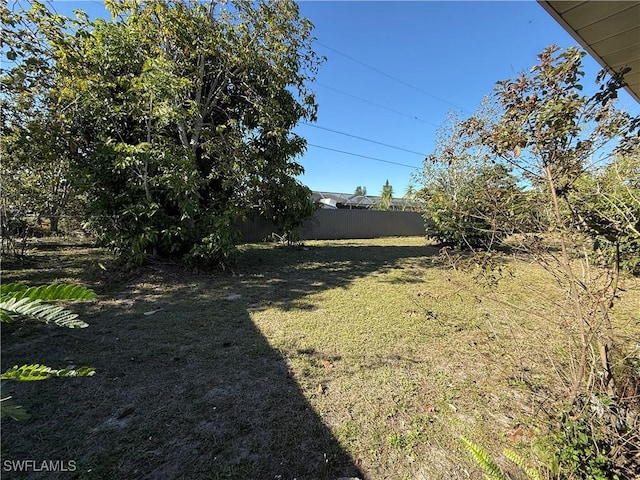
[316,40,471,114]
[314,82,440,127]
[301,122,427,156]
[306,143,421,169]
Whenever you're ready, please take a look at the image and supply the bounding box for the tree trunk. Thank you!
[50,215,60,233]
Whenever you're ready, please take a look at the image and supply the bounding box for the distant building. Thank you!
[311,191,422,211]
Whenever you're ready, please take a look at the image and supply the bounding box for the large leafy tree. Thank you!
[421,45,639,402]
[2,0,322,265]
[1,2,85,234]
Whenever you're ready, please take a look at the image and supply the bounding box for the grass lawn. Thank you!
[2,237,639,479]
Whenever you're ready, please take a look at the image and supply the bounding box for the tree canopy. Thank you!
[420,46,639,255]
[1,0,322,265]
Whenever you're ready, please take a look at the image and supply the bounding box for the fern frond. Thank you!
[0,396,31,420]
[0,309,13,322]
[0,283,29,295]
[1,283,96,301]
[1,364,96,381]
[461,436,507,480]
[504,449,543,480]
[0,297,89,328]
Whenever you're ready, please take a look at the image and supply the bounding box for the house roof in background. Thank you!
[539,1,640,103]
[312,191,422,210]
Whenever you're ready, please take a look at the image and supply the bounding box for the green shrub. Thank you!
[423,164,523,249]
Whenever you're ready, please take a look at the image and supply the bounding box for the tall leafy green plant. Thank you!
[2,0,323,267]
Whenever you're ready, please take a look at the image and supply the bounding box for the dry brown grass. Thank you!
[2,236,638,479]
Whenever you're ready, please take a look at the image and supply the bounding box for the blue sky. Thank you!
[45,1,640,197]
[294,1,639,196]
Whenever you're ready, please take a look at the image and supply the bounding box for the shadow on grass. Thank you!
[1,240,437,479]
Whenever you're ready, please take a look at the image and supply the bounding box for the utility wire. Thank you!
[306,143,421,169]
[314,82,440,127]
[316,40,471,114]
[301,122,427,156]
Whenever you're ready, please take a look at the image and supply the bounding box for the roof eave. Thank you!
[538,1,640,104]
